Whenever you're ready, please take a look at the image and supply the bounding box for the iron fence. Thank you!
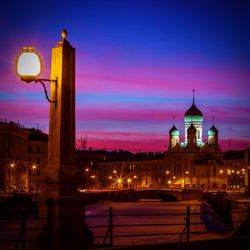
[0,206,249,250]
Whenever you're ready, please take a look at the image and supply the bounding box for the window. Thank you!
[37,146,40,153]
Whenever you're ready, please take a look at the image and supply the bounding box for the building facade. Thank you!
[0,121,29,193]
[222,150,249,190]
[27,128,48,191]
[0,121,49,193]
[166,96,227,190]
[96,96,249,191]
[98,154,166,189]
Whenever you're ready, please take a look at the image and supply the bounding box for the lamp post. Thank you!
[184,171,189,190]
[16,30,88,250]
[9,162,15,194]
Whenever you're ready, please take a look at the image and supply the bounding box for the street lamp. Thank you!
[184,171,189,190]
[9,162,15,194]
[16,30,87,249]
[32,164,37,170]
[16,46,57,103]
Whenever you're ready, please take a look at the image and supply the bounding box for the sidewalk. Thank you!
[100,237,250,250]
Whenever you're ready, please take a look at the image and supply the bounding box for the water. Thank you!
[86,200,227,246]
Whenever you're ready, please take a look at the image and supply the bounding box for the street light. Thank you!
[9,162,15,194]
[184,171,189,190]
[16,30,86,249]
[32,164,37,170]
[16,46,58,103]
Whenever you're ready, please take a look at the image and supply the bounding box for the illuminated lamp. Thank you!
[16,47,42,82]
[16,47,57,103]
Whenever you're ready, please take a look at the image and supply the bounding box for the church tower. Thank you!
[187,123,197,146]
[169,125,180,150]
[184,90,203,146]
[208,124,219,145]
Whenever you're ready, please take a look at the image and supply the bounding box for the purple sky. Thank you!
[0,0,250,152]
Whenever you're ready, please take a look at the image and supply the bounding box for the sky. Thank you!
[0,0,250,152]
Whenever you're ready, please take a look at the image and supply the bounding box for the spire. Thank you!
[212,116,215,124]
[192,89,195,104]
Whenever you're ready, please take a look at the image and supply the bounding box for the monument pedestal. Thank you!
[37,196,92,250]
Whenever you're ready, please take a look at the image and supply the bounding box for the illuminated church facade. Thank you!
[96,93,234,190]
[166,93,227,189]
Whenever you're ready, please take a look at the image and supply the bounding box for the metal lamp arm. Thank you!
[35,79,57,103]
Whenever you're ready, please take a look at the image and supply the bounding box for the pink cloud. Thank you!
[76,130,168,152]
[75,59,250,98]
[76,107,183,123]
[220,139,250,152]
[0,100,49,127]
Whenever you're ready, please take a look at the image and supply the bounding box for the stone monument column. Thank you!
[38,31,89,250]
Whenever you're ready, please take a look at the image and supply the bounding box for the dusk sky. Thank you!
[0,0,249,152]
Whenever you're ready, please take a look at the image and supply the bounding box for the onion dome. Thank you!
[184,91,203,123]
[185,103,203,117]
[208,124,218,136]
[169,125,179,136]
[187,123,197,134]
[184,102,203,122]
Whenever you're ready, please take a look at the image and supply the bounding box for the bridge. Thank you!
[135,188,203,201]
[81,188,204,203]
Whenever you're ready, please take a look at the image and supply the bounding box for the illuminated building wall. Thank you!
[0,121,29,193]
[27,128,48,190]
[98,157,166,188]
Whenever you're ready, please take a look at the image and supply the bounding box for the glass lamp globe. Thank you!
[16,47,42,82]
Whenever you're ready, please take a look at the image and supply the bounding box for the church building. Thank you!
[166,91,227,189]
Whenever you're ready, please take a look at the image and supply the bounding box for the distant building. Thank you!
[0,121,49,193]
[27,128,48,190]
[223,149,249,190]
[166,95,226,190]
[1,94,249,193]
[98,152,166,189]
[0,121,29,193]
[96,95,249,191]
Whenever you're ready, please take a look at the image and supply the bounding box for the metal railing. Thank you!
[0,206,249,250]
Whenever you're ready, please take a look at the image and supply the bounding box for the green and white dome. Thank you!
[169,125,180,136]
[208,124,218,136]
[184,91,204,147]
[184,102,203,123]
